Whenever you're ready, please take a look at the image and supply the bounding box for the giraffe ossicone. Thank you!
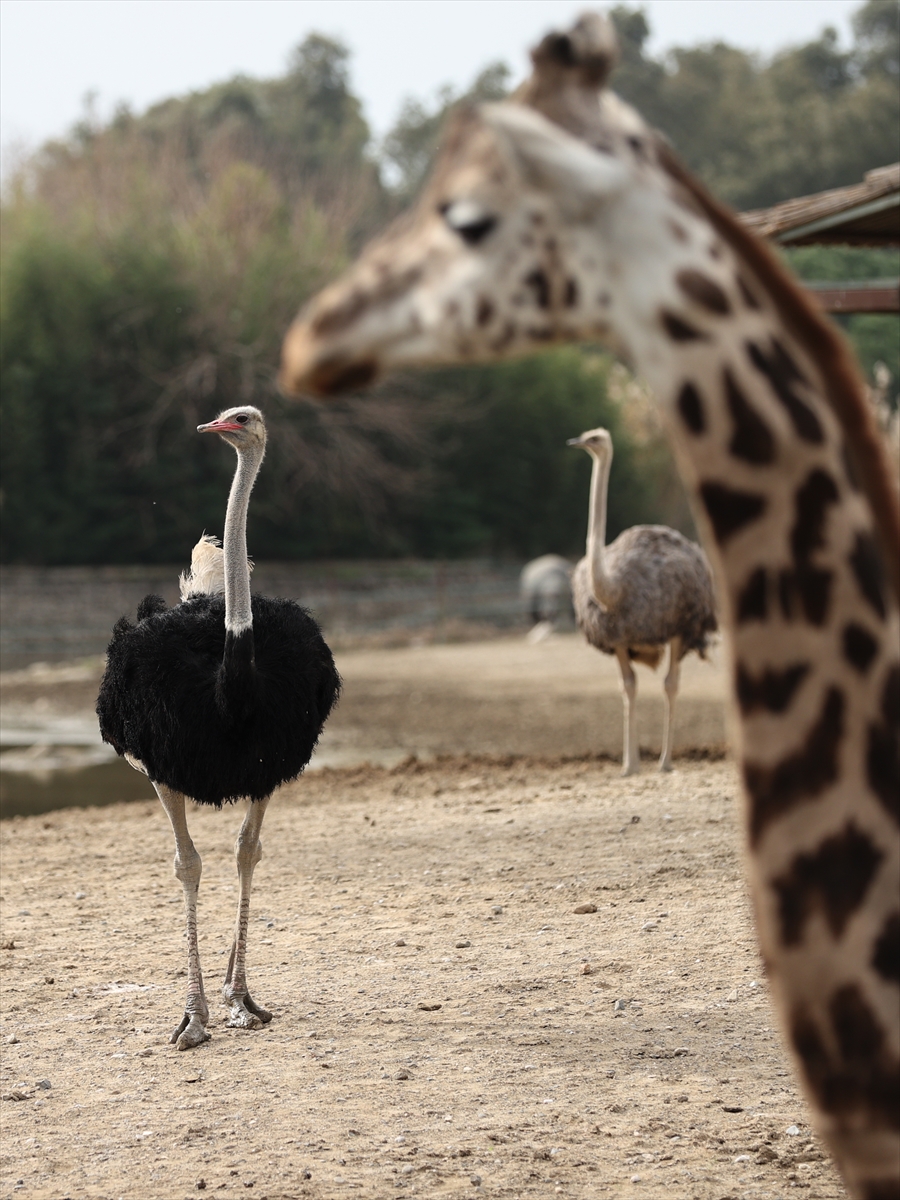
[280,12,900,1198]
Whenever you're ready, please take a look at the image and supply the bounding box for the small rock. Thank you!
[734,1154,751,1162]
[6,1035,19,1045]
[631,1175,641,1183]
[723,1104,744,1113]
[491,906,503,915]
[573,903,597,914]
[301,1169,312,1180]
[581,963,594,975]
[134,1049,153,1058]
[35,1079,51,1090]
[613,999,627,1013]
[757,1145,779,1163]
[416,1002,442,1011]
[197,1180,207,1191]
[75,892,86,900]
[394,1136,406,1144]
[401,1164,414,1174]
[17,910,31,917]
[641,921,658,932]
[470,1175,482,1187]
[727,989,739,1002]
[2,1090,29,1101]
[394,939,406,947]
[396,1069,410,1080]
[43,977,55,985]
[1,940,16,951]
[786,1124,801,1136]
[455,940,471,949]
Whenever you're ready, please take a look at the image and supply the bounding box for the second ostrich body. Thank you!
[570,428,716,774]
[97,406,340,1049]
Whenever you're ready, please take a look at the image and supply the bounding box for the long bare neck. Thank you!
[610,186,900,1196]
[586,449,618,609]
[223,446,262,634]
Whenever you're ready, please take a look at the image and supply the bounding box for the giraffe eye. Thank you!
[441,200,498,246]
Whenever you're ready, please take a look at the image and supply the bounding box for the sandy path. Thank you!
[1,755,844,1199]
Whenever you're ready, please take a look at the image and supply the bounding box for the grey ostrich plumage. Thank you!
[572,525,716,667]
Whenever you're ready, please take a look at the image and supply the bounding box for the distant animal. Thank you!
[568,428,716,774]
[520,554,573,640]
[97,406,340,1050]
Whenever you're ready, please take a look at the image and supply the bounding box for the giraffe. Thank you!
[279,15,900,1197]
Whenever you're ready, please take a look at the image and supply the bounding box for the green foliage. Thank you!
[1,7,897,567]
[404,351,657,559]
[784,245,900,400]
[381,63,511,203]
[607,0,899,208]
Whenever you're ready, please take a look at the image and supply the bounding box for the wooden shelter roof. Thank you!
[740,163,900,247]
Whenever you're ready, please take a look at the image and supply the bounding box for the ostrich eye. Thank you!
[441,200,498,246]
[235,414,249,424]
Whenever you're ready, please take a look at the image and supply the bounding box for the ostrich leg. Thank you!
[155,783,211,1050]
[614,647,640,776]
[223,796,273,1029]
[658,636,683,773]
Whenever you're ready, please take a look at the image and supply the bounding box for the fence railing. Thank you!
[0,560,530,670]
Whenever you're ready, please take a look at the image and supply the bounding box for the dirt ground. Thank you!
[0,641,846,1199]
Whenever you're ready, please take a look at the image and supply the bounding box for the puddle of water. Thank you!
[1,756,156,818]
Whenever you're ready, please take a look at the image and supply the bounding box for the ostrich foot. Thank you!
[621,761,640,777]
[658,758,674,773]
[170,1012,211,1050]
[224,990,273,1030]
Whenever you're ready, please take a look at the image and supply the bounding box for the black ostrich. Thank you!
[97,406,341,1050]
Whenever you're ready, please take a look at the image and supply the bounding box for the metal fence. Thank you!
[0,560,528,670]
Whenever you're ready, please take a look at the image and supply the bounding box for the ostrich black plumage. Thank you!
[97,406,340,1050]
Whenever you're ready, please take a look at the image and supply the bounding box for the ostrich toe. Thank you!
[224,989,273,1029]
[171,1012,211,1050]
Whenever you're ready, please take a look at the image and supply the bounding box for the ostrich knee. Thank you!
[174,844,202,891]
[235,831,262,878]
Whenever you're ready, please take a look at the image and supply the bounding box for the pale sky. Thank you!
[1,0,864,161]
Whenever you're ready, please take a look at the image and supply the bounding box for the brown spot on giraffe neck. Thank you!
[843,623,879,673]
[747,338,823,444]
[476,296,495,327]
[699,483,767,545]
[872,912,900,985]
[660,311,709,342]
[745,686,844,846]
[525,269,551,310]
[736,566,767,622]
[676,268,731,316]
[736,274,761,309]
[725,369,776,464]
[736,662,810,715]
[791,987,899,1132]
[867,665,900,825]
[677,381,705,434]
[849,532,887,620]
[773,821,883,945]
[791,470,839,561]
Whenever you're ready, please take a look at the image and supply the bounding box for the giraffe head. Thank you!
[280,13,676,397]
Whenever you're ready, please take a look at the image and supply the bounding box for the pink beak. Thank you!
[197,419,243,433]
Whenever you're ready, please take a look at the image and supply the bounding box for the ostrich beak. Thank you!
[566,436,586,447]
[198,420,243,434]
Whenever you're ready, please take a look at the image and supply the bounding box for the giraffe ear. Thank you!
[481,104,628,204]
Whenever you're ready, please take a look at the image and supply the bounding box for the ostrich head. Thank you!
[567,427,612,459]
[198,406,267,456]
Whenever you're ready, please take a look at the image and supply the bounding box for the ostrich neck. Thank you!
[223,446,263,634]
[586,450,619,609]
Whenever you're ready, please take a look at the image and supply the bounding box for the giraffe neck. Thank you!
[591,186,900,1193]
